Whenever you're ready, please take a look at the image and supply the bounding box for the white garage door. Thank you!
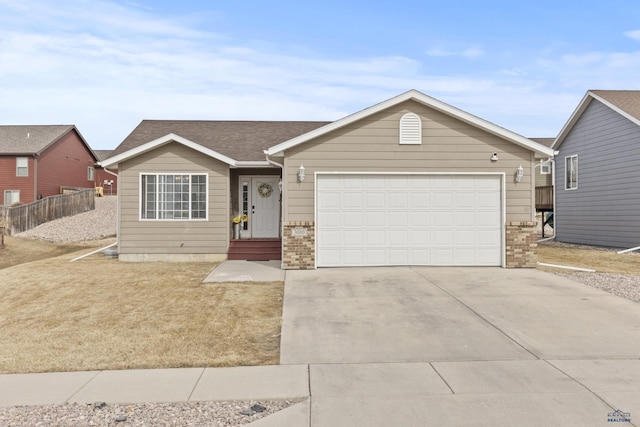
[316,174,502,267]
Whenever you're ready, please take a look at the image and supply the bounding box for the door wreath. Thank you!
[258,183,273,198]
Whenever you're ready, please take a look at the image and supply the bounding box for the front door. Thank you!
[240,176,280,238]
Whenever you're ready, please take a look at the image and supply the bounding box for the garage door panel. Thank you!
[433,212,454,226]
[433,193,453,208]
[366,249,385,264]
[318,211,340,227]
[318,191,341,208]
[343,211,362,227]
[456,230,476,245]
[433,230,454,245]
[343,249,364,264]
[410,212,429,227]
[344,230,363,245]
[389,249,409,264]
[411,231,430,245]
[410,193,430,208]
[454,211,476,227]
[343,193,364,208]
[478,230,500,245]
[365,211,386,226]
[366,229,385,245]
[317,174,502,267]
[389,192,409,208]
[478,193,501,209]
[477,211,500,227]
[389,230,409,246]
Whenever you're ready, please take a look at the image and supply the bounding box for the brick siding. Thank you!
[506,221,537,268]
[282,221,315,269]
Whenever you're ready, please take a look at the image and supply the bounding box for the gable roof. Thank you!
[266,89,555,157]
[552,90,640,149]
[94,150,115,162]
[0,125,83,155]
[103,120,329,167]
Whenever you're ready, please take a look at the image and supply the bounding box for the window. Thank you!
[16,157,28,176]
[87,166,95,181]
[565,155,578,190]
[4,190,20,206]
[540,161,551,175]
[141,173,207,220]
[399,112,422,145]
[241,181,249,231]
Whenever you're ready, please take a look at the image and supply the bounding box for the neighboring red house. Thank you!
[93,150,118,196]
[0,125,98,205]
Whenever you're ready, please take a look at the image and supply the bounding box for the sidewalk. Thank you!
[0,365,310,425]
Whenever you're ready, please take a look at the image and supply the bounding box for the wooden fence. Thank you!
[0,189,95,235]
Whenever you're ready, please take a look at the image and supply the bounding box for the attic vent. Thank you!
[399,112,421,145]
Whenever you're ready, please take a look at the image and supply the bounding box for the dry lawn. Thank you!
[0,238,283,374]
[0,235,92,270]
[538,241,640,274]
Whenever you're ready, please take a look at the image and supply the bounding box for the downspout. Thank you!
[551,154,557,240]
[102,166,120,255]
[265,154,284,267]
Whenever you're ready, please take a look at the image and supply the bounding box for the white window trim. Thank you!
[87,166,95,181]
[139,172,209,221]
[4,189,20,206]
[16,157,28,177]
[565,155,578,190]
[399,112,422,145]
[540,161,551,175]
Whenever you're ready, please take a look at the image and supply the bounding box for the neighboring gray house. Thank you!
[552,90,640,248]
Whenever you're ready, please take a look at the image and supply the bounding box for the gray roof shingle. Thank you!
[592,90,640,122]
[529,137,555,147]
[0,125,76,155]
[113,120,331,161]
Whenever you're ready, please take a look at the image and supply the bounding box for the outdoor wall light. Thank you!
[298,164,305,182]
[491,152,499,161]
[515,164,524,182]
[278,179,283,192]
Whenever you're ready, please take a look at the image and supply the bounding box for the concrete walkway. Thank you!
[2,265,640,426]
[203,260,285,282]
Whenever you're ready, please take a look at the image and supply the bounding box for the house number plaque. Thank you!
[291,228,308,237]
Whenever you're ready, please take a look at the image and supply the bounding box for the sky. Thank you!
[1,1,640,150]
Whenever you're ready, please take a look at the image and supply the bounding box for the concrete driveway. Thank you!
[280,267,640,426]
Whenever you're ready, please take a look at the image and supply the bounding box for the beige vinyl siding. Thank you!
[283,100,534,222]
[535,168,552,187]
[118,142,229,256]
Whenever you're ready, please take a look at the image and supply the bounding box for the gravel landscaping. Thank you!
[16,196,117,243]
[0,399,305,426]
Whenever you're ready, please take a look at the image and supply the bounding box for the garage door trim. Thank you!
[314,172,506,268]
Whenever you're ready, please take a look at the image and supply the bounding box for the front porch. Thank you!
[228,238,282,261]
[229,168,283,261]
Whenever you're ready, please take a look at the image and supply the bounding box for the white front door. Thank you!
[250,177,280,238]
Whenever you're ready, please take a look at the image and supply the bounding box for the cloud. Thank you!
[425,46,485,58]
[1,0,639,149]
[624,30,640,40]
